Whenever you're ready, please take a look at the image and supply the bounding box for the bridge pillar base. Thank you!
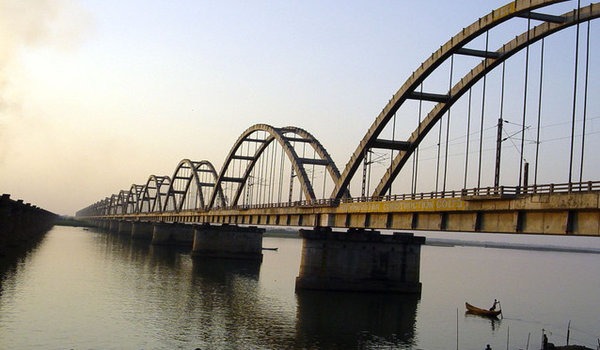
[117,220,132,235]
[191,224,264,261]
[295,228,425,294]
[98,220,110,231]
[108,220,119,233]
[131,221,154,240]
[151,222,194,247]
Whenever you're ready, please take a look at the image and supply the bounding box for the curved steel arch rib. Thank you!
[281,126,344,189]
[107,192,122,215]
[101,197,110,215]
[372,3,600,197]
[208,124,340,209]
[164,159,224,212]
[332,0,570,200]
[127,184,144,214]
[139,175,171,213]
[116,190,130,215]
[82,198,106,216]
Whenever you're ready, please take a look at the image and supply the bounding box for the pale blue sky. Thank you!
[0,0,595,215]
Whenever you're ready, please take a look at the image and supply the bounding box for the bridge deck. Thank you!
[88,189,600,236]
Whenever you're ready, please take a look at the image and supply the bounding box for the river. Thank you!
[0,226,599,349]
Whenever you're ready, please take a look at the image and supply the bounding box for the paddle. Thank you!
[498,300,503,319]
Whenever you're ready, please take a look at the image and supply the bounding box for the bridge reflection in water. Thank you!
[100,231,418,348]
[295,291,418,348]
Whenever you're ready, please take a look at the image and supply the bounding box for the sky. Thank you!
[0,0,595,215]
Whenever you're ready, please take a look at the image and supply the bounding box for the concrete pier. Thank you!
[0,194,56,257]
[151,222,194,246]
[191,224,264,260]
[117,220,132,235]
[131,221,154,240]
[295,228,425,293]
[108,220,119,233]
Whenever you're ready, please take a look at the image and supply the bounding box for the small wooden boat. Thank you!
[465,302,502,317]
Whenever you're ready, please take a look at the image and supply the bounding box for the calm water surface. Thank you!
[0,226,599,349]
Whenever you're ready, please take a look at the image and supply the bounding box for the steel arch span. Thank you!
[126,184,144,214]
[108,190,120,214]
[208,124,341,209]
[139,175,171,213]
[164,159,224,212]
[372,3,600,197]
[332,0,599,199]
[100,197,110,215]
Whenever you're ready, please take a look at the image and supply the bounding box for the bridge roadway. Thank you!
[88,182,600,236]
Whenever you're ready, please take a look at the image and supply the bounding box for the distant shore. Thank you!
[425,238,600,254]
[53,216,95,227]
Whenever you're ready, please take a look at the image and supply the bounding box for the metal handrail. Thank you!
[82,181,600,216]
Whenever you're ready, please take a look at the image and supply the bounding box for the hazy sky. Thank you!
[0,0,593,215]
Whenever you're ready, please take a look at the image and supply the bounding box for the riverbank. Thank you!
[0,194,56,258]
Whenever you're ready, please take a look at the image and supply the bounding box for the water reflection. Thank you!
[295,290,419,349]
[192,256,261,284]
[190,258,286,349]
[3,227,599,349]
[465,312,502,332]
[98,230,422,348]
[95,231,298,348]
[0,231,47,300]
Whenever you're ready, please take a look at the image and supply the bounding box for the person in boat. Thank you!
[489,299,498,311]
[485,344,492,350]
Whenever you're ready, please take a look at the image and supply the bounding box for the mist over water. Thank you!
[0,226,598,349]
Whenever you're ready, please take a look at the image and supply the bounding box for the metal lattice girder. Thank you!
[164,159,224,212]
[370,139,412,151]
[332,0,584,200]
[126,184,144,214]
[455,47,503,58]
[111,192,120,214]
[231,155,256,161]
[518,11,567,23]
[407,91,450,103]
[139,175,171,213]
[372,3,600,197]
[208,124,341,209]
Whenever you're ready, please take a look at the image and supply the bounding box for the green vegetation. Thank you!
[54,216,94,227]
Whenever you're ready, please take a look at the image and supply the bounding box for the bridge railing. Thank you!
[225,181,600,210]
[230,198,340,211]
[86,181,600,216]
[339,181,600,204]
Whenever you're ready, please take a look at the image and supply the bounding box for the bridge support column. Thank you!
[108,220,119,233]
[117,220,132,235]
[97,220,107,231]
[151,222,194,247]
[191,224,264,261]
[131,221,154,240]
[295,228,425,293]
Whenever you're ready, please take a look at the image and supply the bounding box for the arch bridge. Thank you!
[78,0,600,236]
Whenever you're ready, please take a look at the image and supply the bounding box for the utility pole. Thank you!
[494,118,503,188]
